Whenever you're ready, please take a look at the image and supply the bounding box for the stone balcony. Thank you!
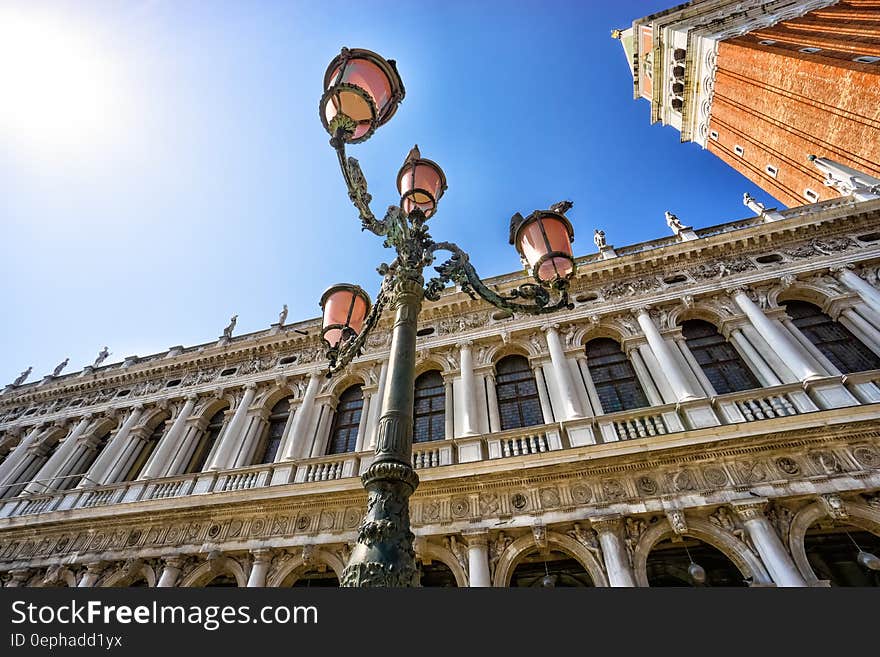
[3,370,879,523]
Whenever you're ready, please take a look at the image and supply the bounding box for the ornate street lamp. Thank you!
[318,47,576,587]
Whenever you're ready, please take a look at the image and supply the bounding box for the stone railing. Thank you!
[595,405,682,443]
[293,454,358,483]
[412,440,455,469]
[713,382,819,424]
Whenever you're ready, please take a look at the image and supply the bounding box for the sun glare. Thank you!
[0,11,121,154]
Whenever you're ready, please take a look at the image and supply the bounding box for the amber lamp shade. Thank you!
[321,48,405,144]
[320,284,371,349]
[397,154,447,219]
[513,212,576,284]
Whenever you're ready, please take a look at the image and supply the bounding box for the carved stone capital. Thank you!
[463,531,489,548]
[588,515,624,535]
[456,340,473,350]
[731,499,768,522]
[162,554,187,570]
[85,561,107,576]
[250,548,273,565]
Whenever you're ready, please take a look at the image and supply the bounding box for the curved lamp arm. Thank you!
[331,130,401,238]
[326,275,393,376]
[426,241,573,314]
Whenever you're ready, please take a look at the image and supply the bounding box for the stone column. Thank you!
[731,288,822,382]
[0,425,44,485]
[77,562,105,588]
[780,316,839,375]
[591,517,636,587]
[674,336,716,396]
[636,343,675,403]
[84,405,145,486]
[247,549,273,587]
[140,395,198,479]
[484,372,502,433]
[839,308,880,356]
[103,425,153,484]
[282,373,320,461]
[727,327,782,387]
[443,375,454,440]
[543,324,585,419]
[354,391,372,452]
[835,266,880,316]
[576,356,603,415]
[309,400,336,457]
[464,532,491,587]
[23,416,92,494]
[634,308,700,401]
[458,341,480,436]
[732,501,806,587]
[156,556,185,588]
[629,347,665,406]
[532,363,555,423]
[206,384,257,471]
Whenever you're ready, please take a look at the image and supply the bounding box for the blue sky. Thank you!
[0,0,779,385]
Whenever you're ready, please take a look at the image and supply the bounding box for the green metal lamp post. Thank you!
[318,47,578,586]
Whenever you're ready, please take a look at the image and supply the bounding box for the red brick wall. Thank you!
[706,1,880,207]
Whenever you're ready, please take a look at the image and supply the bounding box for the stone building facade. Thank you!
[2,196,880,587]
[615,0,880,207]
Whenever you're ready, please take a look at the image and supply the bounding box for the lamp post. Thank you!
[318,47,577,586]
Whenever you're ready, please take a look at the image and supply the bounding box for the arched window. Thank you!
[681,319,759,394]
[327,385,364,455]
[258,397,292,464]
[186,408,227,474]
[413,371,445,443]
[785,300,880,374]
[122,416,167,482]
[495,355,543,431]
[585,338,648,413]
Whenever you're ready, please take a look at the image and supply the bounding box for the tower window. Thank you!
[799,47,822,54]
[733,145,744,157]
[759,40,776,46]
[804,189,819,202]
[765,165,778,178]
[710,130,719,141]
[854,55,880,64]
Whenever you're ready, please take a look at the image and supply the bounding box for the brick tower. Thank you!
[615,0,880,207]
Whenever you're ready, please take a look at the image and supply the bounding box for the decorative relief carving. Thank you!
[702,467,727,487]
[601,479,627,501]
[852,445,880,468]
[539,487,560,509]
[532,524,548,549]
[775,457,800,476]
[709,506,753,553]
[567,523,602,565]
[601,277,662,300]
[809,450,843,475]
[819,493,848,520]
[489,532,513,580]
[479,493,500,516]
[636,476,659,496]
[450,498,470,518]
[690,257,756,280]
[666,509,687,535]
[623,517,646,566]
